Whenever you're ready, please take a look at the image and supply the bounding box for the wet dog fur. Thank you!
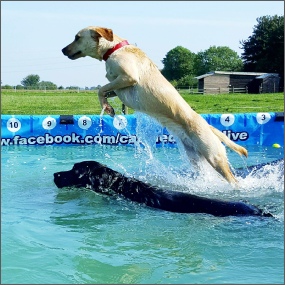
[62,26,248,185]
[54,160,276,217]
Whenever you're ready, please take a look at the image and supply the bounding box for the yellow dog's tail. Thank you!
[209,125,248,157]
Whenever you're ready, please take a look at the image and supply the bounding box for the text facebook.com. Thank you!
[1,132,177,146]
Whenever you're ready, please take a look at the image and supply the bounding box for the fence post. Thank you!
[122,104,128,114]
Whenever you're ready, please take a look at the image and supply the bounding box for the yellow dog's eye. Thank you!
[75,35,80,41]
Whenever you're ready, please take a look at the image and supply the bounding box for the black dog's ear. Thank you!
[73,161,107,172]
[89,162,108,172]
[87,161,107,169]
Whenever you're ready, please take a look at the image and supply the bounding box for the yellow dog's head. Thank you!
[62,26,114,61]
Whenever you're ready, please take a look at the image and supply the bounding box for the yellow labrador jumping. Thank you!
[62,26,247,184]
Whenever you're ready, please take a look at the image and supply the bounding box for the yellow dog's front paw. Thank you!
[103,104,115,117]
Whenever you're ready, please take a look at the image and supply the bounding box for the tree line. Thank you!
[162,15,284,88]
[2,15,283,90]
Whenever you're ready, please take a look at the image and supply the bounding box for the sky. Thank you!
[1,1,284,88]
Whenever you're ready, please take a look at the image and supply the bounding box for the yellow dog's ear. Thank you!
[90,27,113,42]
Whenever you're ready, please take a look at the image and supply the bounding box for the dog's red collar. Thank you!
[103,40,129,61]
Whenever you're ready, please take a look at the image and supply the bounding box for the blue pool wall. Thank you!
[1,112,284,147]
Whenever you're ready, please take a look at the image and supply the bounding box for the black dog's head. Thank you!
[54,161,107,189]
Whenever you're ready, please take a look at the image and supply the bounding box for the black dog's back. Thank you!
[111,178,270,217]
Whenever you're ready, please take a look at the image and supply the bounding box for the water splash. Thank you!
[100,109,283,217]
[98,107,105,136]
[238,159,284,195]
[123,113,227,194]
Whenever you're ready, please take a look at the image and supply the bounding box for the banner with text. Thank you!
[1,113,283,147]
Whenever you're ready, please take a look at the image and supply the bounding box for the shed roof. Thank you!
[255,73,280,79]
[195,71,269,80]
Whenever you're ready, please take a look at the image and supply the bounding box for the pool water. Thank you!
[1,142,284,284]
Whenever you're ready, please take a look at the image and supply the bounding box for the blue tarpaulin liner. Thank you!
[1,112,283,147]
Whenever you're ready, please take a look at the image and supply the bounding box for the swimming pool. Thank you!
[1,142,284,284]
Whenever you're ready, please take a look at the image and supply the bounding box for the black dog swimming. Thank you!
[53,160,280,217]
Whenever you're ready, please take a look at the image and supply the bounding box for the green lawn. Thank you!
[180,91,284,114]
[1,89,283,115]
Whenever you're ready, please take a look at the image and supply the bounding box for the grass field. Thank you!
[1,89,284,115]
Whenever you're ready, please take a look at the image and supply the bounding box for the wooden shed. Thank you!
[195,71,280,94]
